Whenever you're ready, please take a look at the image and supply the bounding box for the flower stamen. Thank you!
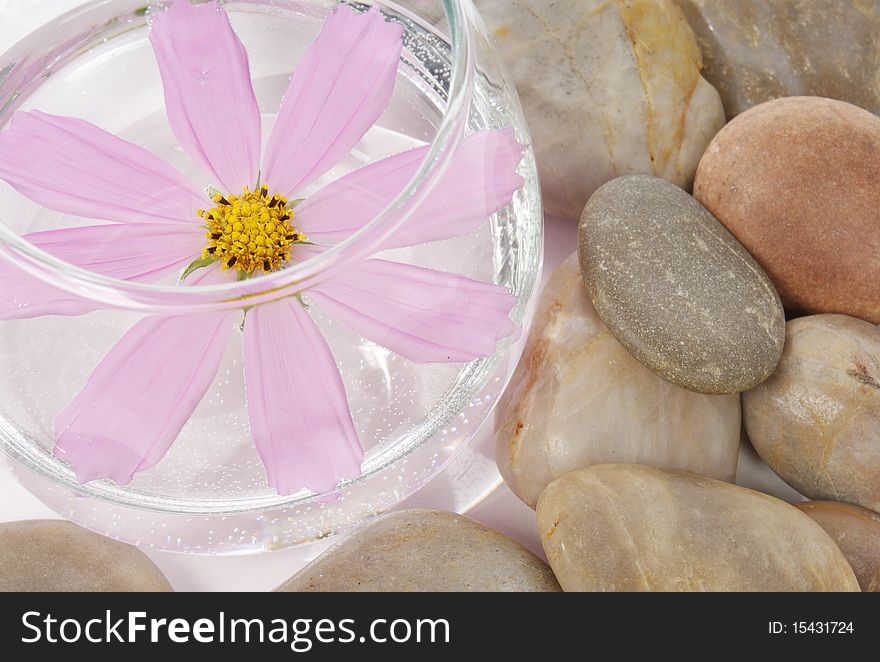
[197,186,306,276]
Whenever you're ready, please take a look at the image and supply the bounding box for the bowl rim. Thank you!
[0,0,476,314]
[0,0,544,517]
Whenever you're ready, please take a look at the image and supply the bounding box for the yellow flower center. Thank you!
[197,185,306,276]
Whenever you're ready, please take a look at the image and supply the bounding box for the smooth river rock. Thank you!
[674,0,880,118]
[475,0,725,220]
[537,465,860,592]
[0,520,172,592]
[276,510,561,592]
[396,1,447,30]
[743,315,880,512]
[495,253,740,507]
[796,501,880,593]
[579,175,785,394]
[694,96,880,324]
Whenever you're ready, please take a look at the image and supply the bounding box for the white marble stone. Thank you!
[476,0,725,219]
[495,254,740,507]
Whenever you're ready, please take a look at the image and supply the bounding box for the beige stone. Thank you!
[694,96,880,324]
[674,0,880,118]
[743,314,880,512]
[537,464,860,591]
[475,0,724,220]
[276,510,561,592]
[0,520,172,592]
[796,501,880,592]
[495,253,740,507]
[400,0,446,26]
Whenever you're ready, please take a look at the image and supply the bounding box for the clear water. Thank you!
[0,0,541,527]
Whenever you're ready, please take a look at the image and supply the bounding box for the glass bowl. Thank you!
[0,0,543,552]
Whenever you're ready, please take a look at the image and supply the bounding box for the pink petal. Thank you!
[54,311,234,484]
[244,298,363,494]
[0,111,206,224]
[0,264,97,320]
[296,128,525,249]
[262,6,403,196]
[150,0,261,193]
[29,223,204,281]
[309,259,516,363]
[1,223,204,320]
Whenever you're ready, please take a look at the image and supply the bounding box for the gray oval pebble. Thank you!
[578,174,785,394]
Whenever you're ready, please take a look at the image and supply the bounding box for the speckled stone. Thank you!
[796,501,880,592]
[537,464,860,592]
[0,520,172,592]
[275,510,561,592]
[578,175,785,394]
[743,314,880,512]
[474,0,725,220]
[495,253,740,507]
[674,0,880,118]
[402,0,446,26]
[694,96,880,324]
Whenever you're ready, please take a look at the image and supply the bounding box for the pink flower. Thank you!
[0,2,523,495]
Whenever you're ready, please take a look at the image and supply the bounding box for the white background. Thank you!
[0,0,798,591]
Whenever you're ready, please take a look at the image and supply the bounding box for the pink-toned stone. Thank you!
[694,96,880,324]
[796,501,880,592]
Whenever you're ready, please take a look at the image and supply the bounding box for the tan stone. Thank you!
[476,0,724,220]
[743,314,880,511]
[495,253,740,507]
[537,464,860,592]
[796,501,880,592]
[674,0,880,118]
[0,520,172,592]
[694,96,880,324]
[276,510,561,592]
[400,0,446,27]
